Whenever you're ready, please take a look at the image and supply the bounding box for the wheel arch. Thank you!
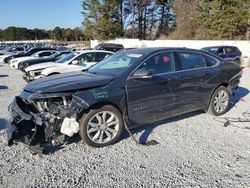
[77,101,124,120]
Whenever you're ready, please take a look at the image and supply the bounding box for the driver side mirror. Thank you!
[132,69,153,79]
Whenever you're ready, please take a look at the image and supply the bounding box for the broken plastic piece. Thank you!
[60,117,79,137]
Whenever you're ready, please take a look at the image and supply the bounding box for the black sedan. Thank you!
[7,48,242,153]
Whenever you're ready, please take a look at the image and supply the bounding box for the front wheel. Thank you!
[207,86,231,116]
[79,105,124,147]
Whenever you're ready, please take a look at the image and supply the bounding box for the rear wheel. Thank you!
[207,86,231,116]
[79,105,124,147]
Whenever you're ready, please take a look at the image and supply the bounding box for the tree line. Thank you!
[0,27,85,41]
[0,0,249,41]
[82,0,250,40]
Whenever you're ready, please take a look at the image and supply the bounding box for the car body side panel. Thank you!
[126,73,177,124]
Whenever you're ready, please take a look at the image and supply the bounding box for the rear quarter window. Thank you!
[204,54,220,67]
[175,51,207,71]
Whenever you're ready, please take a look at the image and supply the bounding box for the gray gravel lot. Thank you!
[0,64,250,188]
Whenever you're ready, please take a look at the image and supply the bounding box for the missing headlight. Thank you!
[6,95,89,154]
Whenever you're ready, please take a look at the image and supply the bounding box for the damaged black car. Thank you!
[7,48,242,153]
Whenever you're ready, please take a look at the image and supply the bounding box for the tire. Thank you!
[207,86,231,116]
[79,105,124,147]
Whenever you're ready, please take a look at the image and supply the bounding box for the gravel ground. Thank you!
[0,64,250,188]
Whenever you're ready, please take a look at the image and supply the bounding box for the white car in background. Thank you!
[23,50,114,82]
[0,47,25,63]
[9,50,57,69]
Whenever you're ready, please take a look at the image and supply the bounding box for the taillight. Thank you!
[240,67,244,75]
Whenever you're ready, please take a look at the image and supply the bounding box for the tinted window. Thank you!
[39,52,53,57]
[224,47,237,53]
[201,47,219,54]
[16,47,24,51]
[55,53,68,60]
[76,53,95,64]
[96,52,112,62]
[56,52,77,63]
[137,52,174,75]
[204,55,220,67]
[176,51,207,70]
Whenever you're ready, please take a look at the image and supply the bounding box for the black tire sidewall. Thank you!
[79,105,124,147]
[209,86,231,116]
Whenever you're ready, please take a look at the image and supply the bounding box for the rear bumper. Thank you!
[228,72,241,95]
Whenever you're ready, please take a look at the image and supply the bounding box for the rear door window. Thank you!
[224,47,237,54]
[39,51,53,57]
[96,52,112,62]
[175,51,207,71]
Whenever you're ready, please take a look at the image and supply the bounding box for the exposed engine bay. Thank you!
[7,95,88,154]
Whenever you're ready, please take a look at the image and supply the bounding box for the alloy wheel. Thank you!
[86,111,119,144]
[213,90,229,113]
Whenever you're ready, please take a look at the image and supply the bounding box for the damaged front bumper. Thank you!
[7,95,88,154]
[22,72,41,82]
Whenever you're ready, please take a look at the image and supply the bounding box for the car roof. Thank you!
[116,47,194,54]
[96,43,124,47]
[77,50,115,54]
[202,46,238,48]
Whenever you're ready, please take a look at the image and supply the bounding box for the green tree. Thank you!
[3,27,17,40]
[52,27,63,40]
[0,29,2,40]
[196,0,249,39]
[73,27,85,41]
[82,0,123,39]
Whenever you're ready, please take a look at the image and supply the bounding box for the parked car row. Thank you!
[23,50,113,81]
[0,43,119,83]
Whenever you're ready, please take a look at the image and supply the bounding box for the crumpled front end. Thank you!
[7,94,88,154]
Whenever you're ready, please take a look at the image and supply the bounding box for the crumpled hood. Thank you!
[25,62,58,72]
[23,72,114,93]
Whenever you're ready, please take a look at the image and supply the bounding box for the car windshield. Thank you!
[56,52,77,63]
[201,47,218,54]
[88,52,143,76]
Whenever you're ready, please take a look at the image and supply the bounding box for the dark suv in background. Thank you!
[94,43,124,52]
[201,46,242,65]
